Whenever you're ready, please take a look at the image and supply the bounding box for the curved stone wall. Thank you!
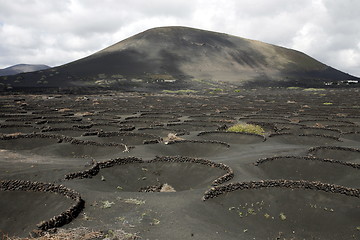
[65,156,234,187]
[148,156,234,186]
[308,146,360,154]
[65,157,143,180]
[202,179,360,201]
[197,131,266,141]
[255,155,360,169]
[0,180,84,232]
[165,139,231,148]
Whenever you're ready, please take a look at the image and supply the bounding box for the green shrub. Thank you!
[227,123,265,135]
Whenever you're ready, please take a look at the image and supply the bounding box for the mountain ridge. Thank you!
[0,64,50,77]
[1,26,358,91]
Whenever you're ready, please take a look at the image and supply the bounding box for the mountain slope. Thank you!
[0,64,50,76]
[1,27,358,90]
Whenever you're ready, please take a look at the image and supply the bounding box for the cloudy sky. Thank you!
[0,0,359,76]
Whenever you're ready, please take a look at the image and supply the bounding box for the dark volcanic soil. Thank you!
[0,88,360,239]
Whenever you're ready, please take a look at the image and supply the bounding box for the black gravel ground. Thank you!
[0,88,359,239]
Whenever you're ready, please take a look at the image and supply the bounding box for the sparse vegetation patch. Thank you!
[227,123,265,135]
[303,88,326,91]
[123,198,145,205]
[162,89,198,94]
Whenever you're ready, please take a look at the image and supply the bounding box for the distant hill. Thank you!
[0,64,50,76]
[0,27,358,91]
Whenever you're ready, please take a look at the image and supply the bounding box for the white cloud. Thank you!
[291,23,329,54]
[0,0,359,76]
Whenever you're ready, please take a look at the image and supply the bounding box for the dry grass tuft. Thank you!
[160,183,176,192]
[163,133,184,143]
[123,198,145,205]
[4,227,103,240]
[3,227,140,240]
[5,132,22,137]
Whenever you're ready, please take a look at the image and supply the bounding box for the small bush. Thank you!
[279,212,287,221]
[101,200,115,209]
[227,123,265,135]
